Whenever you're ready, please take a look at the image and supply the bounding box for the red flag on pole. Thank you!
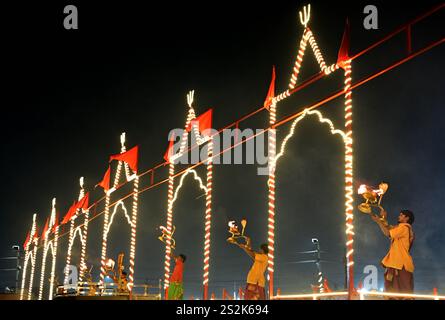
[337,18,350,70]
[42,218,49,240]
[186,109,213,136]
[77,192,90,211]
[263,66,276,110]
[96,166,111,192]
[164,133,176,163]
[61,201,77,225]
[109,145,139,173]
[23,231,30,250]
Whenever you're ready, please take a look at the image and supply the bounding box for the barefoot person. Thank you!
[167,253,186,300]
[372,209,415,296]
[236,238,269,300]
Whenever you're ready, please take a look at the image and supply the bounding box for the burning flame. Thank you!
[358,185,368,195]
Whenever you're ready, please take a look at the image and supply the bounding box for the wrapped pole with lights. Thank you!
[20,214,39,300]
[38,198,59,300]
[343,59,355,298]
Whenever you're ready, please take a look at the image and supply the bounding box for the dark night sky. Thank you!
[0,1,444,297]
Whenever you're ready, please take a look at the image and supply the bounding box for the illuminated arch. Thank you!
[273,109,349,168]
[271,108,350,292]
[163,90,214,300]
[266,5,354,298]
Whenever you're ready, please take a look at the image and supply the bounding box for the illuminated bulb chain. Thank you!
[104,201,133,237]
[20,252,29,300]
[38,199,58,300]
[343,60,355,276]
[79,209,89,280]
[288,27,341,90]
[164,162,175,290]
[171,169,208,205]
[276,90,290,102]
[120,132,132,181]
[274,109,350,169]
[48,227,59,300]
[267,99,277,278]
[64,178,86,285]
[38,241,49,300]
[318,272,324,293]
[203,139,214,289]
[178,108,196,156]
[128,175,139,291]
[289,29,310,90]
[114,161,123,188]
[100,194,111,285]
[29,245,38,300]
[67,227,85,256]
[307,30,327,72]
[64,218,76,285]
[20,214,37,300]
[28,234,39,300]
[124,163,131,181]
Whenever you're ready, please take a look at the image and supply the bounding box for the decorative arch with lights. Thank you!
[266,4,355,298]
[20,214,39,300]
[162,90,214,300]
[99,133,139,292]
[38,198,60,300]
[64,177,90,285]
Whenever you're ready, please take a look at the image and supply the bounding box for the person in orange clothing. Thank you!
[167,253,186,300]
[235,237,269,300]
[372,209,415,295]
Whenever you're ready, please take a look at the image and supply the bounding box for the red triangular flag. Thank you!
[23,231,30,250]
[186,109,213,136]
[337,18,350,70]
[109,145,139,173]
[77,192,90,211]
[263,66,276,110]
[61,201,77,225]
[164,133,176,163]
[42,218,49,240]
[97,166,111,192]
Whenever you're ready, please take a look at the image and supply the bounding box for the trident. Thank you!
[299,4,311,28]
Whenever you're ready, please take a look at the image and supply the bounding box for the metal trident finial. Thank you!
[120,132,126,147]
[187,90,194,108]
[299,4,311,28]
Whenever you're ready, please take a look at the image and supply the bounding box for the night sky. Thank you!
[0,1,444,298]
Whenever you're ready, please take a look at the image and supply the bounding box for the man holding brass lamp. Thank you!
[372,209,415,295]
[236,238,269,300]
[227,219,269,300]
